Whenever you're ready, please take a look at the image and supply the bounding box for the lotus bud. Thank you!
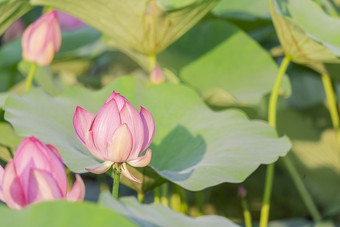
[150,65,166,84]
[21,10,61,66]
[0,137,85,210]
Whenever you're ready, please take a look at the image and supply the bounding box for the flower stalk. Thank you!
[25,63,37,91]
[112,165,121,199]
[321,73,340,146]
[260,55,290,227]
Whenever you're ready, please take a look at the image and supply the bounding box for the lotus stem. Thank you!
[112,165,121,199]
[161,183,169,206]
[281,158,322,221]
[260,55,290,227]
[154,187,160,203]
[321,73,340,148]
[241,198,252,227]
[138,192,145,203]
[171,190,181,212]
[25,63,37,91]
[149,53,156,72]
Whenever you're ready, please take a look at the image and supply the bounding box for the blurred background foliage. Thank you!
[1,0,340,226]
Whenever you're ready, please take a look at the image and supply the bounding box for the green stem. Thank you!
[25,63,37,91]
[161,183,169,206]
[321,73,340,146]
[195,190,204,216]
[112,166,121,199]
[149,53,156,72]
[154,187,160,203]
[282,158,322,221]
[170,189,181,212]
[179,187,188,214]
[138,192,145,203]
[241,198,252,227]
[259,55,290,227]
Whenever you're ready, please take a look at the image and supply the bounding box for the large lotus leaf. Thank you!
[18,61,65,97]
[99,192,238,227]
[30,0,218,54]
[277,105,340,214]
[274,0,340,57]
[4,76,291,191]
[157,0,196,9]
[0,122,22,162]
[212,0,270,20]
[286,63,326,109]
[269,0,340,67]
[0,0,31,36]
[158,20,280,105]
[0,201,136,227]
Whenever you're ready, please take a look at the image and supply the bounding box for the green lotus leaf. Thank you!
[4,76,291,191]
[30,0,218,54]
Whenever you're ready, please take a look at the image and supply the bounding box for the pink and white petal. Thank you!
[84,130,106,160]
[67,174,85,202]
[105,91,127,111]
[2,160,26,209]
[91,99,121,152]
[73,106,94,146]
[121,163,141,183]
[107,124,133,163]
[0,165,4,202]
[14,137,50,195]
[140,106,155,153]
[44,146,68,197]
[46,144,62,160]
[15,137,68,197]
[120,102,145,160]
[85,161,113,174]
[128,149,152,168]
[27,169,62,205]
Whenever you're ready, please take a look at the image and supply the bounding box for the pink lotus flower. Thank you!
[0,137,85,210]
[21,10,61,66]
[73,91,155,183]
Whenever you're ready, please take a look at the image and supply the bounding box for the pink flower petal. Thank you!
[84,130,106,160]
[107,124,133,163]
[140,106,155,154]
[90,99,121,152]
[27,169,62,205]
[85,161,113,174]
[120,102,144,160]
[66,174,85,202]
[121,163,141,183]
[105,91,127,111]
[22,10,61,66]
[46,144,62,160]
[73,106,94,146]
[0,165,4,202]
[128,149,152,167]
[2,160,26,209]
[14,137,68,197]
[150,65,166,84]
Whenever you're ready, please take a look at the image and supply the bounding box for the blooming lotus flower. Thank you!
[73,91,155,183]
[0,137,85,210]
[21,10,61,66]
[150,65,166,85]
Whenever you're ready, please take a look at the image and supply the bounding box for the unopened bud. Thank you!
[150,65,166,84]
